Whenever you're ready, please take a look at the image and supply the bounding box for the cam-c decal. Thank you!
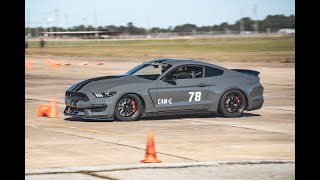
[158,98,172,104]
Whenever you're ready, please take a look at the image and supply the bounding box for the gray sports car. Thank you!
[64,58,264,121]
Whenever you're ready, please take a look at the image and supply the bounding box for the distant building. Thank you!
[277,29,295,34]
[41,31,124,39]
[240,31,253,35]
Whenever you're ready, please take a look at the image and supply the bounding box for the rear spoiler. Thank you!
[231,69,260,76]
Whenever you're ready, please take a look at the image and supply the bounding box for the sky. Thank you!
[25,0,295,28]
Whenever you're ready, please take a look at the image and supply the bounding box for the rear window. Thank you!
[205,66,224,77]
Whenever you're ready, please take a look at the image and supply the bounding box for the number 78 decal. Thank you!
[189,91,201,102]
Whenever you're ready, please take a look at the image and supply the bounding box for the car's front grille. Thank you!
[66,91,89,102]
[70,107,84,112]
[90,107,107,112]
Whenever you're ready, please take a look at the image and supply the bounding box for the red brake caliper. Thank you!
[235,96,241,107]
[131,99,137,113]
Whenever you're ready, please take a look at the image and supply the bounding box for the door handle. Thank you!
[197,83,216,87]
[197,83,208,87]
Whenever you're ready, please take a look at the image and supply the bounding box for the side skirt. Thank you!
[143,109,213,117]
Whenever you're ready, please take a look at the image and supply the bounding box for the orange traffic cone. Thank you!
[37,104,50,117]
[46,58,52,66]
[79,62,88,65]
[48,60,58,69]
[51,64,58,69]
[27,60,32,70]
[48,97,59,118]
[63,61,71,66]
[55,60,61,66]
[140,131,162,163]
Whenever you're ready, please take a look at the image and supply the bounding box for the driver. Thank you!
[161,64,170,74]
[172,66,190,79]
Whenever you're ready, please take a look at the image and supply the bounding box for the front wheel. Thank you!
[218,89,246,118]
[114,94,142,121]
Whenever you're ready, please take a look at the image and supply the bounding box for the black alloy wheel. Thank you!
[114,94,142,121]
[219,89,246,118]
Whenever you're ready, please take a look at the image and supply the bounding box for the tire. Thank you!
[218,89,246,118]
[114,94,143,121]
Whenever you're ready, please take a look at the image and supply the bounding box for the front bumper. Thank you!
[64,91,116,120]
[63,106,114,120]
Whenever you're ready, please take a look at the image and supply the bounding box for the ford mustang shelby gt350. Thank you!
[64,58,264,121]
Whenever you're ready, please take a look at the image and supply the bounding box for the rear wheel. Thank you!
[114,94,142,121]
[219,89,246,118]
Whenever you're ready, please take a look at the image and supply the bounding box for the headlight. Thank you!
[93,91,116,98]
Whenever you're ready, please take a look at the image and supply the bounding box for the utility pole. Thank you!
[40,10,51,37]
[54,8,60,30]
[49,17,54,38]
[240,9,244,34]
[54,9,60,40]
[94,8,98,41]
[35,25,39,37]
[26,8,31,37]
[146,16,150,39]
[64,13,69,27]
[94,8,97,28]
[82,17,86,31]
[253,4,259,34]
[42,18,47,38]
[46,10,54,38]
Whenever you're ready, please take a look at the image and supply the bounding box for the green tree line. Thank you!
[25,14,294,36]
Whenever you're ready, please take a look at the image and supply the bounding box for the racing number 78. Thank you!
[189,92,201,102]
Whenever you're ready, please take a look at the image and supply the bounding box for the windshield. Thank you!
[124,62,172,80]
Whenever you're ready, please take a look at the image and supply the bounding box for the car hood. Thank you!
[67,75,150,92]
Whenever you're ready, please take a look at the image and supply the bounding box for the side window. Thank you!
[205,66,224,77]
[166,65,203,80]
